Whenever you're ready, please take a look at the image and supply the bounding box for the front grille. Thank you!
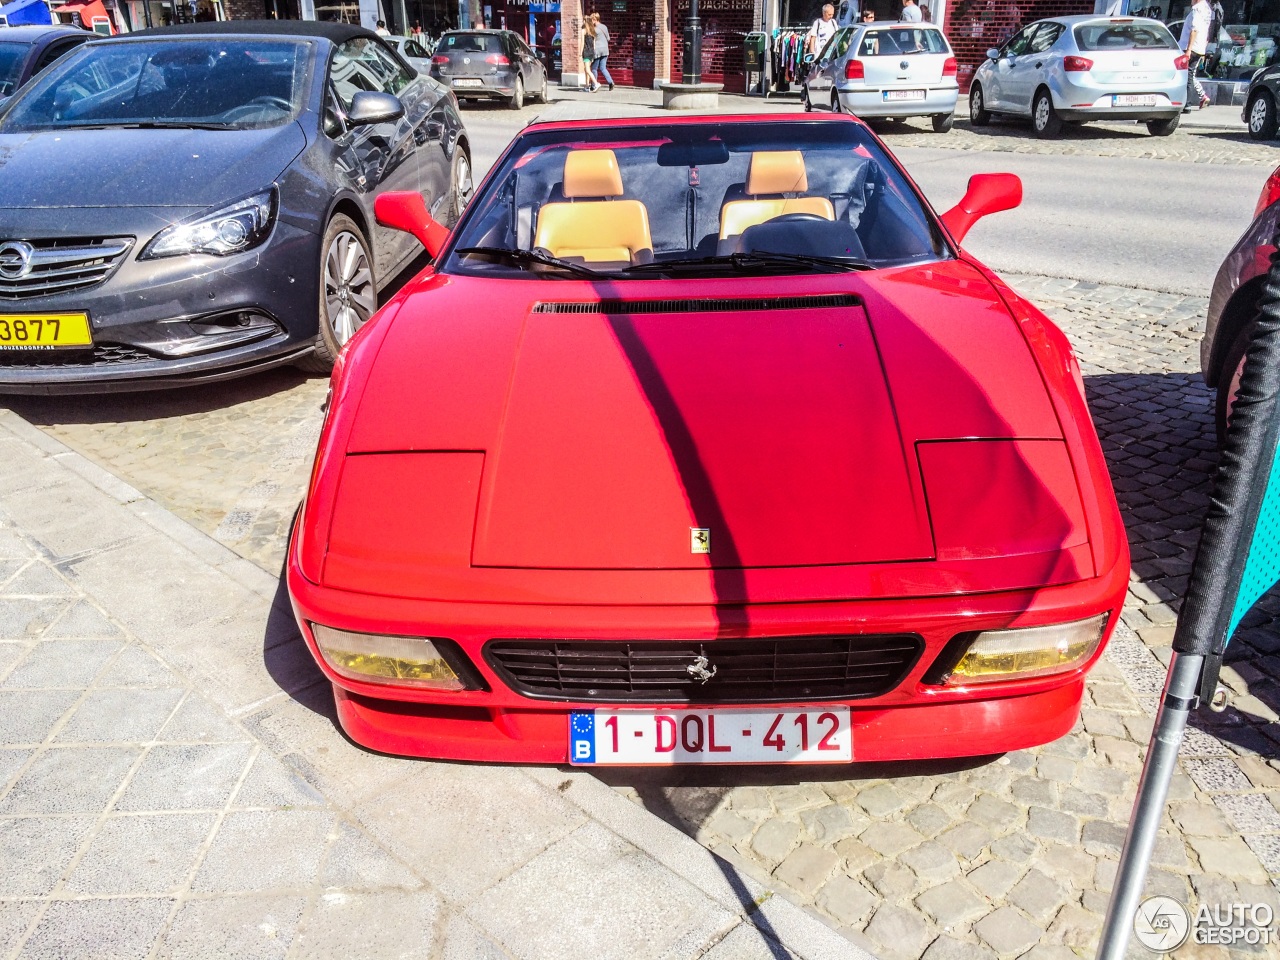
[485,635,923,703]
[0,344,152,367]
[531,294,860,315]
[0,238,133,300]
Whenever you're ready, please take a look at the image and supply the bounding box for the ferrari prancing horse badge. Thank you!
[690,528,710,554]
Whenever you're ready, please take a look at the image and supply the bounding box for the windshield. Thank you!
[0,38,312,132]
[1073,21,1177,50]
[861,27,950,56]
[0,42,26,98]
[443,121,946,280]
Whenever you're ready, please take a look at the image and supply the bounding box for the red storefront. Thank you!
[668,0,756,93]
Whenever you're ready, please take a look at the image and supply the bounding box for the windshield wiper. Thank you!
[455,246,608,279]
[625,252,874,275]
[56,120,233,130]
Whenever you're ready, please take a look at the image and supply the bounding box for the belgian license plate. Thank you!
[884,89,926,101]
[0,313,92,349]
[1113,94,1158,106]
[569,707,852,765]
[452,78,483,87]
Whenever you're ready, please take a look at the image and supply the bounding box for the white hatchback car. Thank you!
[969,15,1187,138]
[802,23,959,132]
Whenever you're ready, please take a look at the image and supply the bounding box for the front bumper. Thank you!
[837,84,958,118]
[288,531,1129,764]
[0,219,321,394]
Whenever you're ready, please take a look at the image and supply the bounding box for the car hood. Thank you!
[0,122,308,209]
[335,259,1077,584]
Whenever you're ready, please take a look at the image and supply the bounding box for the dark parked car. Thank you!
[0,24,92,107]
[1244,64,1280,139]
[1202,165,1280,439]
[0,21,471,392]
[429,29,547,108]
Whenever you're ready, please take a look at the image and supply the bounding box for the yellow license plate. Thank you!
[0,313,92,348]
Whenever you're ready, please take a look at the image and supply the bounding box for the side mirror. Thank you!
[986,47,1001,60]
[940,173,1022,243]
[804,53,816,64]
[347,90,405,126]
[374,191,450,259]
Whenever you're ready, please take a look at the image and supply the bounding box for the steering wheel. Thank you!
[218,96,293,123]
[765,213,831,224]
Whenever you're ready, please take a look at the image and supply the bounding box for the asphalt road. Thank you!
[458,103,1266,297]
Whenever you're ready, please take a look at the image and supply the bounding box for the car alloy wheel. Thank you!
[1249,92,1278,140]
[447,148,474,224]
[1032,89,1062,138]
[299,215,376,374]
[969,83,990,126]
[510,76,524,110]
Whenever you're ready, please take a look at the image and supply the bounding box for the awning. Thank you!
[0,0,55,26]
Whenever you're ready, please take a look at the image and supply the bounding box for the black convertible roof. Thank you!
[126,20,374,43]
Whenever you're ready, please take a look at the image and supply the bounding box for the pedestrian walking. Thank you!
[375,19,390,35]
[920,3,931,20]
[581,16,600,91]
[1179,0,1212,112]
[589,12,614,91]
[805,3,837,56]
[900,0,922,22]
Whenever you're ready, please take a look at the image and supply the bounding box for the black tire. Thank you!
[831,91,842,114]
[1146,114,1180,136]
[932,111,955,133]
[802,84,813,112]
[1031,88,1062,138]
[969,82,990,126]
[444,145,474,226]
[509,76,524,110]
[296,215,376,375]
[1248,90,1278,141]
[1216,324,1254,445]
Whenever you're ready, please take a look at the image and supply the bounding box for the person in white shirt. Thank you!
[900,0,923,22]
[806,4,838,56]
[375,19,390,35]
[1179,0,1212,110]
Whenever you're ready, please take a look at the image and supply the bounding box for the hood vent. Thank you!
[531,294,860,315]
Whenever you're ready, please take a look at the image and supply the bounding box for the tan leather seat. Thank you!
[719,151,835,240]
[533,149,653,264]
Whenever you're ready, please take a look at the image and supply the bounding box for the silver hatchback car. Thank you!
[802,23,959,131]
[969,15,1187,138]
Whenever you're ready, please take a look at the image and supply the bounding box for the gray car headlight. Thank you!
[141,189,276,259]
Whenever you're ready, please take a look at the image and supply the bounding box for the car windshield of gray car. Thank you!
[0,39,311,132]
[0,42,27,98]
[443,121,949,280]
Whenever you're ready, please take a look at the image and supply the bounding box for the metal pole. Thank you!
[1096,651,1204,960]
[682,0,702,83]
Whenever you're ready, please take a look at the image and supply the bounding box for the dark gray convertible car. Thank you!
[0,21,471,392]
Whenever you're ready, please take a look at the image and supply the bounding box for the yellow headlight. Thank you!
[944,614,1108,685]
[311,624,469,691]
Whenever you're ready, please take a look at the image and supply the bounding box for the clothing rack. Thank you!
[770,26,810,92]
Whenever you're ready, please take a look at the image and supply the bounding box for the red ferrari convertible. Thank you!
[287,114,1129,765]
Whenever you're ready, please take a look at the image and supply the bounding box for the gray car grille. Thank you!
[0,238,133,300]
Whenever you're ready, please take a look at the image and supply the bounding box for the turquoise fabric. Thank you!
[1229,441,1280,639]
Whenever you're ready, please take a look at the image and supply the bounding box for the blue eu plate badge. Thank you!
[570,712,596,764]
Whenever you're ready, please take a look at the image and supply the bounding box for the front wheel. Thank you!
[1248,91,1278,140]
[1146,114,1180,136]
[509,76,524,110]
[444,146,474,226]
[969,82,990,126]
[932,111,955,133]
[1032,88,1062,138]
[297,215,376,374]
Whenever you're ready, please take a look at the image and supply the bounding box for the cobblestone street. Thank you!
[6,271,1278,957]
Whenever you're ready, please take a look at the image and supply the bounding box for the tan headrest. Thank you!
[563,149,624,199]
[747,151,808,195]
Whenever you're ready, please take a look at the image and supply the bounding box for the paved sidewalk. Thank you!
[0,410,870,960]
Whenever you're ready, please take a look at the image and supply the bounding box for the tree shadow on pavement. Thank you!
[1084,370,1280,759]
